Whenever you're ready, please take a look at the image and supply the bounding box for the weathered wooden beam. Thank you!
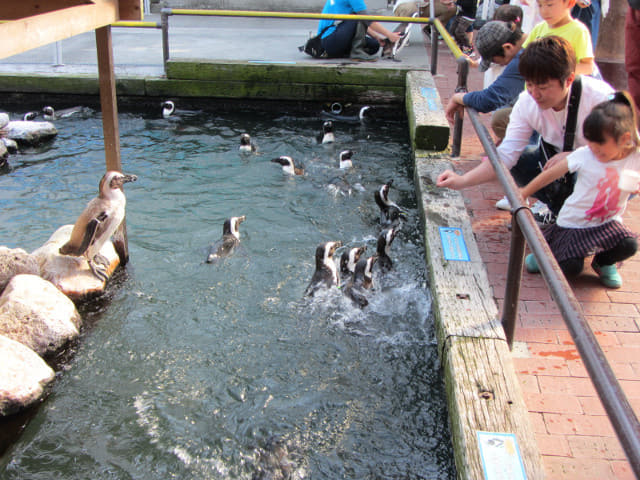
[96,25,129,264]
[0,0,119,60]
[0,1,92,20]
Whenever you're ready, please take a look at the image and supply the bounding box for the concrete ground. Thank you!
[1,8,639,479]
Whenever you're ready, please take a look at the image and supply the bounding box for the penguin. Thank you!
[42,105,84,120]
[321,104,372,124]
[23,112,38,121]
[59,171,137,281]
[344,255,378,307]
[316,120,335,144]
[271,156,303,176]
[374,180,407,226]
[340,245,366,280]
[161,100,175,119]
[205,215,246,263]
[239,133,257,153]
[338,149,354,169]
[376,227,397,272]
[304,241,342,297]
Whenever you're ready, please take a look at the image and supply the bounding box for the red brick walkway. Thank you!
[426,39,640,479]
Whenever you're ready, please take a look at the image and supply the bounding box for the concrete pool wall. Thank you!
[0,61,543,479]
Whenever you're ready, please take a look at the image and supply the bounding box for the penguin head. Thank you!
[99,171,138,198]
[354,255,378,283]
[224,215,246,238]
[23,111,38,121]
[340,245,366,274]
[316,241,342,268]
[42,106,55,119]
[240,133,251,146]
[358,106,372,120]
[271,156,301,175]
[339,150,354,169]
[161,100,175,118]
[322,121,334,134]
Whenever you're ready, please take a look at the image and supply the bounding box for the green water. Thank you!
[0,106,455,479]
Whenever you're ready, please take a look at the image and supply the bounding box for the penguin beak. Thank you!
[121,174,138,184]
[237,215,246,223]
[271,158,285,165]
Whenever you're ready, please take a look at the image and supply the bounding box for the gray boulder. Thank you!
[0,246,40,294]
[5,120,57,145]
[0,274,81,356]
[0,334,55,416]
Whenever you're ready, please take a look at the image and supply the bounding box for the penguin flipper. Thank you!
[59,217,101,256]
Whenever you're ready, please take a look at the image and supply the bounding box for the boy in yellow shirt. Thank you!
[523,0,595,76]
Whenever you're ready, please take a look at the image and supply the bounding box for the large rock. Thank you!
[5,120,57,145]
[0,334,55,416]
[0,246,40,294]
[0,274,81,357]
[32,225,120,300]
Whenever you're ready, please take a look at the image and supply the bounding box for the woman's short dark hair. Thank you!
[519,36,576,85]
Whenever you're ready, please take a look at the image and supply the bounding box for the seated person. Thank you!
[318,0,400,59]
[393,0,457,34]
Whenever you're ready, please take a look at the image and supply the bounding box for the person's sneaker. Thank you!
[591,260,622,288]
[525,253,540,273]
[392,28,412,57]
[530,202,555,227]
[495,196,511,211]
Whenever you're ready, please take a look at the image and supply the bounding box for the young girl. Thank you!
[522,91,640,288]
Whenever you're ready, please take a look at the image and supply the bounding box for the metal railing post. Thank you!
[501,207,527,348]
[451,55,468,157]
[429,0,438,75]
[161,8,171,73]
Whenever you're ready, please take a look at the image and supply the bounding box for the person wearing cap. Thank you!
[437,36,614,217]
[445,20,527,143]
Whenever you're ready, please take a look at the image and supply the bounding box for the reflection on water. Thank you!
[0,106,455,478]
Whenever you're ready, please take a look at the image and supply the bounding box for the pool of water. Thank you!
[0,105,455,479]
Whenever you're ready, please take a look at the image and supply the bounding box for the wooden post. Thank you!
[96,25,129,265]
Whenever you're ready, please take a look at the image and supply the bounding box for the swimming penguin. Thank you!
[239,133,257,153]
[205,215,246,263]
[42,105,84,120]
[376,227,398,272]
[316,121,335,144]
[23,112,38,121]
[161,100,175,119]
[304,241,342,297]
[344,255,378,307]
[340,245,366,279]
[374,180,407,226]
[321,103,372,124]
[59,171,137,281]
[338,149,354,169]
[271,156,304,176]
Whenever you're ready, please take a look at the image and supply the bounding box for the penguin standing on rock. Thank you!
[206,215,246,263]
[316,121,335,144]
[344,255,378,307]
[376,227,398,272]
[59,171,137,281]
[305,241,342,297]
[374,180,407,227]
[271,156,304,176]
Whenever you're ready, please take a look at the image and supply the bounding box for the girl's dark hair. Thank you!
[519,36,576,85]
[583,91,640,148]
[494,4,524,29]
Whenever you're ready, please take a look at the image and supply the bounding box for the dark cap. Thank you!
[474,20,516,72]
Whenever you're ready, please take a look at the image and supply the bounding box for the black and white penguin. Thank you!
[376,227,398,272]
[304,241,342,297]
[205,215,246,263]
[374,180,407,226]
[340,245,366,279]
[339,149,354,169]
[42,105,84,120]
[239,133,257,153]
[316,120,335,144]
[23,112,38,121]
[161,100,175,119]
[59,171,137,281]
[321,103,372,124]
[344,255,378,307]
[271,156,304,176]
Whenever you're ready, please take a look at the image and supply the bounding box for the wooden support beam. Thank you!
[96,25,129,264]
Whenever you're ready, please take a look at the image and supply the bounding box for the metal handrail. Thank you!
[452,57,640,477]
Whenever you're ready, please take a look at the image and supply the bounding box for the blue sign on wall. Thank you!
[420,87,440,111]
[439,227,470,261]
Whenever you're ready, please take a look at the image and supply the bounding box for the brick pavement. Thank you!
[425,37,640,479]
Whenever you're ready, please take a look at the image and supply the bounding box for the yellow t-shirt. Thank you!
[522,19,594,63]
